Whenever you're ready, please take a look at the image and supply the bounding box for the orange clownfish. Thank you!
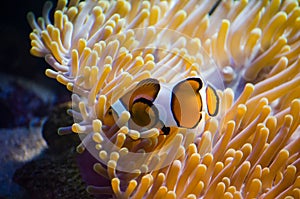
[105,77,219,135]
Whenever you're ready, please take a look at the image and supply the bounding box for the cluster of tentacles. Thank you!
[27,0,300,198]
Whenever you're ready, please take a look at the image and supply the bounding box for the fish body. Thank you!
[105,77,219,135]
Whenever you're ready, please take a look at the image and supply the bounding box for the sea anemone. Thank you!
[27,0,300,198]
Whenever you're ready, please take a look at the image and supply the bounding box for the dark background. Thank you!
[1,0,49,75]
[0,0,69,129]
[0,1,71,197]
[0,0,57,79]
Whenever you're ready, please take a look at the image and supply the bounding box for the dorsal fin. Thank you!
[118,78,160,110]
[171,77,203,128]
[129,78,160,108]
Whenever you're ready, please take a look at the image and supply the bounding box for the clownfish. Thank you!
[104,77,219,135]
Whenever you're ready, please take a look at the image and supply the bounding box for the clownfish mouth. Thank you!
[103,77,219,135]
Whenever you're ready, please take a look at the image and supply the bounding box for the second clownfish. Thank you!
[104,77,219,135]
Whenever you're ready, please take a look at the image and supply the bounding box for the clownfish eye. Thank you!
[102,107,117,127]
[161,126,170,135]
